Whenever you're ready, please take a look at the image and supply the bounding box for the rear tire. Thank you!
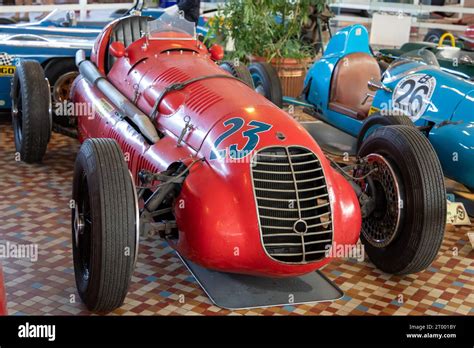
[44,58,79,126]
[11,60,51,163]
[357,125,446,275]
[424,29,447,44]
[249,62,283,108]
[219,61,254,89]
[357,113,414,151]
[72,139,138,313]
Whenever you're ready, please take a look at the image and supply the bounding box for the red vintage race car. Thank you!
[11,14,447,313]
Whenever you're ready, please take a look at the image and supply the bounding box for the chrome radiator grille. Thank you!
[251,147,333,264]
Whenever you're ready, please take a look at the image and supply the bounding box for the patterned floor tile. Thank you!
[0,119,473,316]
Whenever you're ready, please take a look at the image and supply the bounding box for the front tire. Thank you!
[357,126,446,275]
[11,60,51,163]
[72,139,138,313]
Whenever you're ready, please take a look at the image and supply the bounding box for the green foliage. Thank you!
[207,0,326,62]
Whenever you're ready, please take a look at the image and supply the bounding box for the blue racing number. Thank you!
[210,117,273,160]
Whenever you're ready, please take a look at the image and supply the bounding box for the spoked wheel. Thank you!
[72,139,139,313]
[44,58,79,127]
[248,62,283,107]
[357,154,404,248]
[52,71,78,103]
[219,61,254,89]
[11,60,52,163]
[356,125,446,275]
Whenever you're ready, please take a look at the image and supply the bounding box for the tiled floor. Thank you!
[0,120,473,316]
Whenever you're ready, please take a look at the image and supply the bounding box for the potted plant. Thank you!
[207,0,327,98]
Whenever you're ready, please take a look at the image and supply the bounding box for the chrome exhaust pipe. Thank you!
[75,50,160,144]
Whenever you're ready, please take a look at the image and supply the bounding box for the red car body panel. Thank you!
[71,19,361,277]
[0,266,7,315]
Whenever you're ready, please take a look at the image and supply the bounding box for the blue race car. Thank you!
[0,0,209,38]
[0,30,94,115]
[264,25,473,192]
[0,0,212,112]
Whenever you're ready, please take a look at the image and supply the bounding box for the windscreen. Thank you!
[147,13,196,40]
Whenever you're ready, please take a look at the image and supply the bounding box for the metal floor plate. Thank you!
[177,253,343,310]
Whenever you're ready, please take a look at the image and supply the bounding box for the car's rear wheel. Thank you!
[11,60,51,163]
[424,29,447,44]
[44,58,79,126]
[249,62,283,107]
[72,139,139,313]
[357,125,446,275]
[357,113,414,151]
[219,61,255,89]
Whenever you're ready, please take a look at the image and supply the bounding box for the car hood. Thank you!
[382,65,474,124]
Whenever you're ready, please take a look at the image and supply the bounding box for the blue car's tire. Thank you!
[357,113,414,151]
[72,139,138,313]
[220,61,255,89]
[357,125,446,275]
[249,62,283,108]
[11,60,51,164]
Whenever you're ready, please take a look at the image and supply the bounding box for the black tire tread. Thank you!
[73,139,136,313]
[219,60,255,89]
[12,60,51,163]
[359,125,446,275]
[248,62,283,108]
[357,113,414,151]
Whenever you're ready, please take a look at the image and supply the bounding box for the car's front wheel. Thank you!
[356,125,446,275]
[72,138,139,313]
[11,60,51,163]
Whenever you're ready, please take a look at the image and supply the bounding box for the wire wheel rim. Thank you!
[358,153,403,248]
[52,71,79,104]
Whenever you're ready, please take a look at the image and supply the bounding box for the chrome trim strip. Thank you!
[130,170,140,268]
[266,242,305,247]
[304,239,333,246]
[255,185,327,193]
[256,159,320,166]
[259,202,330,212]
[307,221,333,229]
[0,39,93,49]
[256,193,329,203]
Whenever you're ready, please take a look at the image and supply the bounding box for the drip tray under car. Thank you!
[300,121,358,157]
[177,253,343,310]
